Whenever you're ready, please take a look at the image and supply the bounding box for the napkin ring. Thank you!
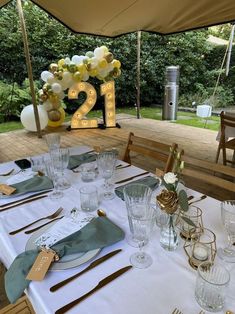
[40,246,60,262]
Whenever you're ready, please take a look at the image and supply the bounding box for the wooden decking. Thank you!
[0,114,232,200]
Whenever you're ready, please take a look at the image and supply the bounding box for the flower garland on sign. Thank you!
[38,46,121,125]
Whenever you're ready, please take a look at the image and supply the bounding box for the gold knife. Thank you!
[24,216,64,234]
[115,172,149,184]
[55,265,132,314]
[0,190,51,209]
[50,249,122,292]
[0,194,48,212]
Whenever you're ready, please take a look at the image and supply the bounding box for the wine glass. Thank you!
[50,148,71,190]
[97,151,117,200]
[124,184,155,268]
[44,155,63,200]
[218,200,235,263]
[124,183,153,247]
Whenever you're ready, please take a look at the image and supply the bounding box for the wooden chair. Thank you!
[215,111,235,166]
[0,296,35,314]
[123,132,178,176]
[180,151,235,200]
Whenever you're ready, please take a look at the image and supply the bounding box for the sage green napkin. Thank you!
[5,216,124,303]
[10,176,53,197]
[68,152,96,170]
[115,176,161,200]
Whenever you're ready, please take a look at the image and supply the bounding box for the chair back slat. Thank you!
[123,132,177,174]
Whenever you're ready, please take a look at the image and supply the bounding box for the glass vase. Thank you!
[160,213,179,251]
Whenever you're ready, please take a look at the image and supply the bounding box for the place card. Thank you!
[26,249,56,281]
[34,213,94,248]
[0,184,16,195]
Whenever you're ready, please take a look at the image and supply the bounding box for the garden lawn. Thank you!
[0,107,220,133]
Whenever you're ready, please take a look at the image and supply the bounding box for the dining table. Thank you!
[0,145,235,314]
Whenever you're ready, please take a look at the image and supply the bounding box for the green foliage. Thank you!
[0,2,234,119]
[178,190,189,212]
[0,79,38,122]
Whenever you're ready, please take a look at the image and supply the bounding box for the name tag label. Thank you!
[26,250,56,281]
[0,184,16,195]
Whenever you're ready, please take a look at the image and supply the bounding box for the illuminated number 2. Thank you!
[68,81,116,129]
[68,82,98,129]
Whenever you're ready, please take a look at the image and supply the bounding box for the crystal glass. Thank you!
[45,133,60,151]
[218,200,235,263]
[97,151,117,200]
[126,195,156,269]
[44,155,63,200]
[50,148,71,190]
[79,185,99,212]
[195,261,230,312]
[124,183,153,247]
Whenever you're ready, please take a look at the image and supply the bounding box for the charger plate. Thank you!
[25,220,100,271]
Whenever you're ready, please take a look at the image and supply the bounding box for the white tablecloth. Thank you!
[0,146,235,314]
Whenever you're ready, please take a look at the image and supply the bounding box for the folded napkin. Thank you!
[5,216,124,303]
[115,176,161,200]
[68,152,96,170]
[9,176,53,197]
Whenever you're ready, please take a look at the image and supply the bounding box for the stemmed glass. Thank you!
[44,155,63,200]
[218,200,235,263]
[50,148,71,190]
[124,184,155,268]
[97,150,117,200]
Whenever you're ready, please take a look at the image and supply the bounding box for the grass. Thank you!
[0,107,220,133]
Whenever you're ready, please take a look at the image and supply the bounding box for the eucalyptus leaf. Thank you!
[181,215,197,228]
[178,189,189,211]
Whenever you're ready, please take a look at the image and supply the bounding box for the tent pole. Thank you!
[16,0,42,138]
[136,31,141,119]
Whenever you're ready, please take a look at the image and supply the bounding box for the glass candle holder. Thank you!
[179,205,203,241]
[184,227,217,269]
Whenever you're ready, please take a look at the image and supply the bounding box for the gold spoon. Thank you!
[226,311,234,314]
[97,209,107,217]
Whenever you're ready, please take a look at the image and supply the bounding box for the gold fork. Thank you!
[172,308,183,314]
[198,311,205,314]
[9,207,63,235]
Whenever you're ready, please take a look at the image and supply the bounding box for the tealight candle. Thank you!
[193,244,208,261]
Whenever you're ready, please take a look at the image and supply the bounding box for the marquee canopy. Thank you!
[1,0,235,37]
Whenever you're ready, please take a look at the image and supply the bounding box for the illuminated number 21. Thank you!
[68,81,116,129]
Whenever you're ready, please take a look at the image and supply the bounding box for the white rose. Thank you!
[163,172,178,184]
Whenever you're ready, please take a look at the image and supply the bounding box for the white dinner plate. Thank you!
[25,220,101,271]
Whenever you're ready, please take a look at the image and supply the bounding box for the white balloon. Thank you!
[71,55,84,65]
[20,105,48,132]
[51,83,62,94]
[41,71,53,82]
[94,47,105,59]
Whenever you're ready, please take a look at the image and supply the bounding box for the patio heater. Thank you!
[162,66,180,120]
